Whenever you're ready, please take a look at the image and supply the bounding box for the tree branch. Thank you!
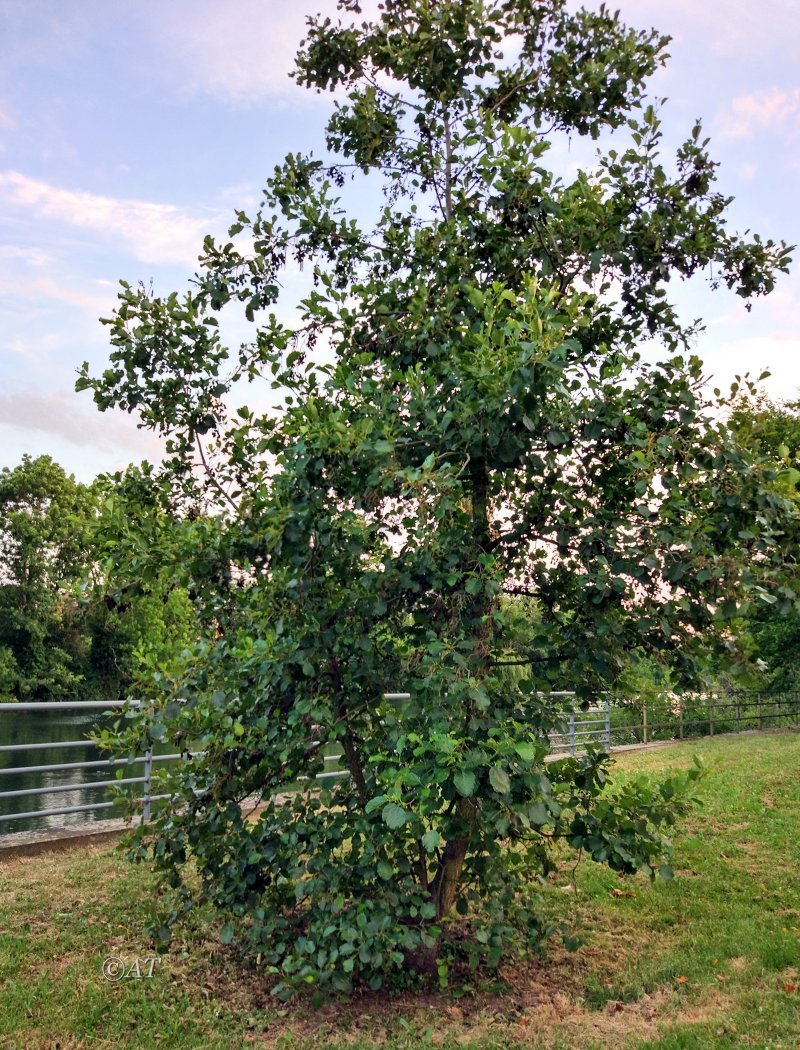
[194,433,239,512]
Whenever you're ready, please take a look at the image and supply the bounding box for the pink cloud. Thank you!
[0,389,164,459]
[717,87,800,140]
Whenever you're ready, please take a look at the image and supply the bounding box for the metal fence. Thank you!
[548,698,611,755]
[1,691,798,838]
[0,695,415,834]
[605,691,800,747]
[0,701,175,830]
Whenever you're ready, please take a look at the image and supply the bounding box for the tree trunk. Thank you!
[405,461,488,970]
[404,799,477,974]
[433,799,477,919]
[431,798,477,919]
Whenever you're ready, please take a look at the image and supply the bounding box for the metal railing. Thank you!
[0,700,176,829]
[3,691,797,838]
[0,692,609,834]
[605,691,800,747]
[548,696,611,755]
[0,695,417,833]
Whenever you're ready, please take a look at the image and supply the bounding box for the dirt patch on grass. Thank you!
[127,882,683,1048]
[184,935,733,1050]
[545,988,670,1047]
[229,977,735,1049]
[3,1031,87,1050]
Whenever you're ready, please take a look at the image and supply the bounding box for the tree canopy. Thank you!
[78,0,794,997]
[724,396,800,689]
[0,455,195,703]
[0,455,95,701]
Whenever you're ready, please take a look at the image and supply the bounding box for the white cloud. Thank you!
[0,171,221,266]
[701,332,800,402]
[0,244,55,268]
[147,0,383,106]
[4,332,65,369]
[716,87,800,140]
[149,0,317,106]
[699,268,800,399]
[0,388,164,458]
[0,105,15,129]
[1,273,113,316]
[616,0,800,62]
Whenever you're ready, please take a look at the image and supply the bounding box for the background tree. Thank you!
[0,455,195,702]
[80,466,197,702]
[79,0,793,995]
[0,455,94,701]
[720,396,800,689]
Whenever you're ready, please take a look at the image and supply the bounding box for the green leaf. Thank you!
[421,830,441,853]
[514,742,536,762]
[382,803,409,829]
[529,802,548,825]
[453,770,477,797]
[365,795,388,814]
[489,766,511,794]
[219,923,234,945]
[155,925,172,945]
[377,859,394,880]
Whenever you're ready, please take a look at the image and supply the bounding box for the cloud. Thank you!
[0,171,221,266]
[699,269,800,399]
[2,273,113,316]
[718,270,800,331]
[0,106,14,129]
[150,1,316,106]
[717,87,800,140]
[148,0,383,106]
[0,244,55,268]
[4,332,66,369]
[700,331,800,402]
[0,389,164,458]
[617,0,800,62]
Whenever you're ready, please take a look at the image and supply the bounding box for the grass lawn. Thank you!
[1,730,799,1049]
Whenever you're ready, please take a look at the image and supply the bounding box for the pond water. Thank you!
[0,708,147,836]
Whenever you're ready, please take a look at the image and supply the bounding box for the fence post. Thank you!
[569,710,575,755]
[642,702,648,745]
[604,697,611,752]
[678,695,684,740]
[709,694,714,737]
[142,747,152,823]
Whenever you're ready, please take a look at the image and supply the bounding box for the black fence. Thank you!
[607,691,800,747]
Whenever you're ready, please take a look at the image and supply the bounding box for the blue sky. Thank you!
[0,0,798,483]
